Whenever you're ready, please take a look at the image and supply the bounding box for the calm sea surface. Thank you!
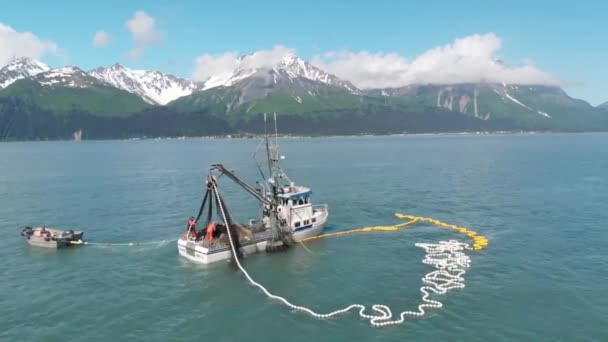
[1,134,607,341]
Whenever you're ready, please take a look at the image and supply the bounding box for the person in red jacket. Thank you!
[184,217,198,240]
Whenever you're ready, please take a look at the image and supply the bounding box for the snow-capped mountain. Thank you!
[364,82,590,123]
[0,57,51,88]
[1,54,601,133]
[32,66,102,88]
[90,64,203,105]
[170,54,365,113]
[202,54,359,94]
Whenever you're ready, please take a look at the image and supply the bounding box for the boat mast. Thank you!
[264,113,282,196]
[264,113,273,182]
[263,113,280,240]
[274,112,279,151]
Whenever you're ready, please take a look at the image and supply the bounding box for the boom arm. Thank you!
[210,164,274,206]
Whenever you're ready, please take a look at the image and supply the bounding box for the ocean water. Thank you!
[1,134,607,342]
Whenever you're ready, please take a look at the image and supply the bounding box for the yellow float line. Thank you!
[300,213,489,251]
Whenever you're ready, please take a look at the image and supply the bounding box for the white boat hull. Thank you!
[177,236,269,264]
[177,218,326,265]
[293,219,326,242]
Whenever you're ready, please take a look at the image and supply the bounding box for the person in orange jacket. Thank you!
[206,221,217,243]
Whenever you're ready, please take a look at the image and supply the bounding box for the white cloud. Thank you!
[125,11,164,60]
[192,45,296,81]
[240,45,295,70]
[93,31,111,47]
[190,34,562,88]
[311,33,563,88]
[311,51,410,89]
[0,22,58,67]
[193,51,239,81]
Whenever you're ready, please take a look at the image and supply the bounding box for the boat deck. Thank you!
[188,228,273,251]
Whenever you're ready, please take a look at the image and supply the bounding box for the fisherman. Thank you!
[187,217,198,230]
[185,217,198,240]
[206,221,216,243]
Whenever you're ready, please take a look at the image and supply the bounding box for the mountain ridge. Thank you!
[1,55,607,140]
[89,63,203,105]
[0,57,51,88]
[0,62,149,115]
[202,54,359,93]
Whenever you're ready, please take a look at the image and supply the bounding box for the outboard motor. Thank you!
[71,231,84,241]
[20,227,33,237]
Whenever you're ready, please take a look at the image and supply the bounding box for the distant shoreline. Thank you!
[3,130,608,143]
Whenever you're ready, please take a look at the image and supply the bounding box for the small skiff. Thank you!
[21,226,84,248]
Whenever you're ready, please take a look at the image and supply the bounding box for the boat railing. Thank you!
[286,204,328,227]
[312,204,328,211]
[312,204,329,219]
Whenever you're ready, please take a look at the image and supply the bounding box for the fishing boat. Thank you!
[177,114,329,264]
[20,226,84,248]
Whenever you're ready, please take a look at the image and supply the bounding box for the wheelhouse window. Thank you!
[304,220,310,225]
[312,218,316,223]
[294,221,301,228]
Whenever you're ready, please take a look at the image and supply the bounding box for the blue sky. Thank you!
[1,0,606,104]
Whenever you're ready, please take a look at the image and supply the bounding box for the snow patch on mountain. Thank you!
[202,69,256,90]
[35,66,100,88]
[505,92,532,110]
[537,110,551,118]
[90,64,202,105]
[504,89,551,118]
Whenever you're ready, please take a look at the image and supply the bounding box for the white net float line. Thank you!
[212,184,472,328]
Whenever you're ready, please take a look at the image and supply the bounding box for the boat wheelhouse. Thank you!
[276,185,328,241]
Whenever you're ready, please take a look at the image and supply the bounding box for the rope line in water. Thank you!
[70,239,175,247]
[212,183,483,327]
